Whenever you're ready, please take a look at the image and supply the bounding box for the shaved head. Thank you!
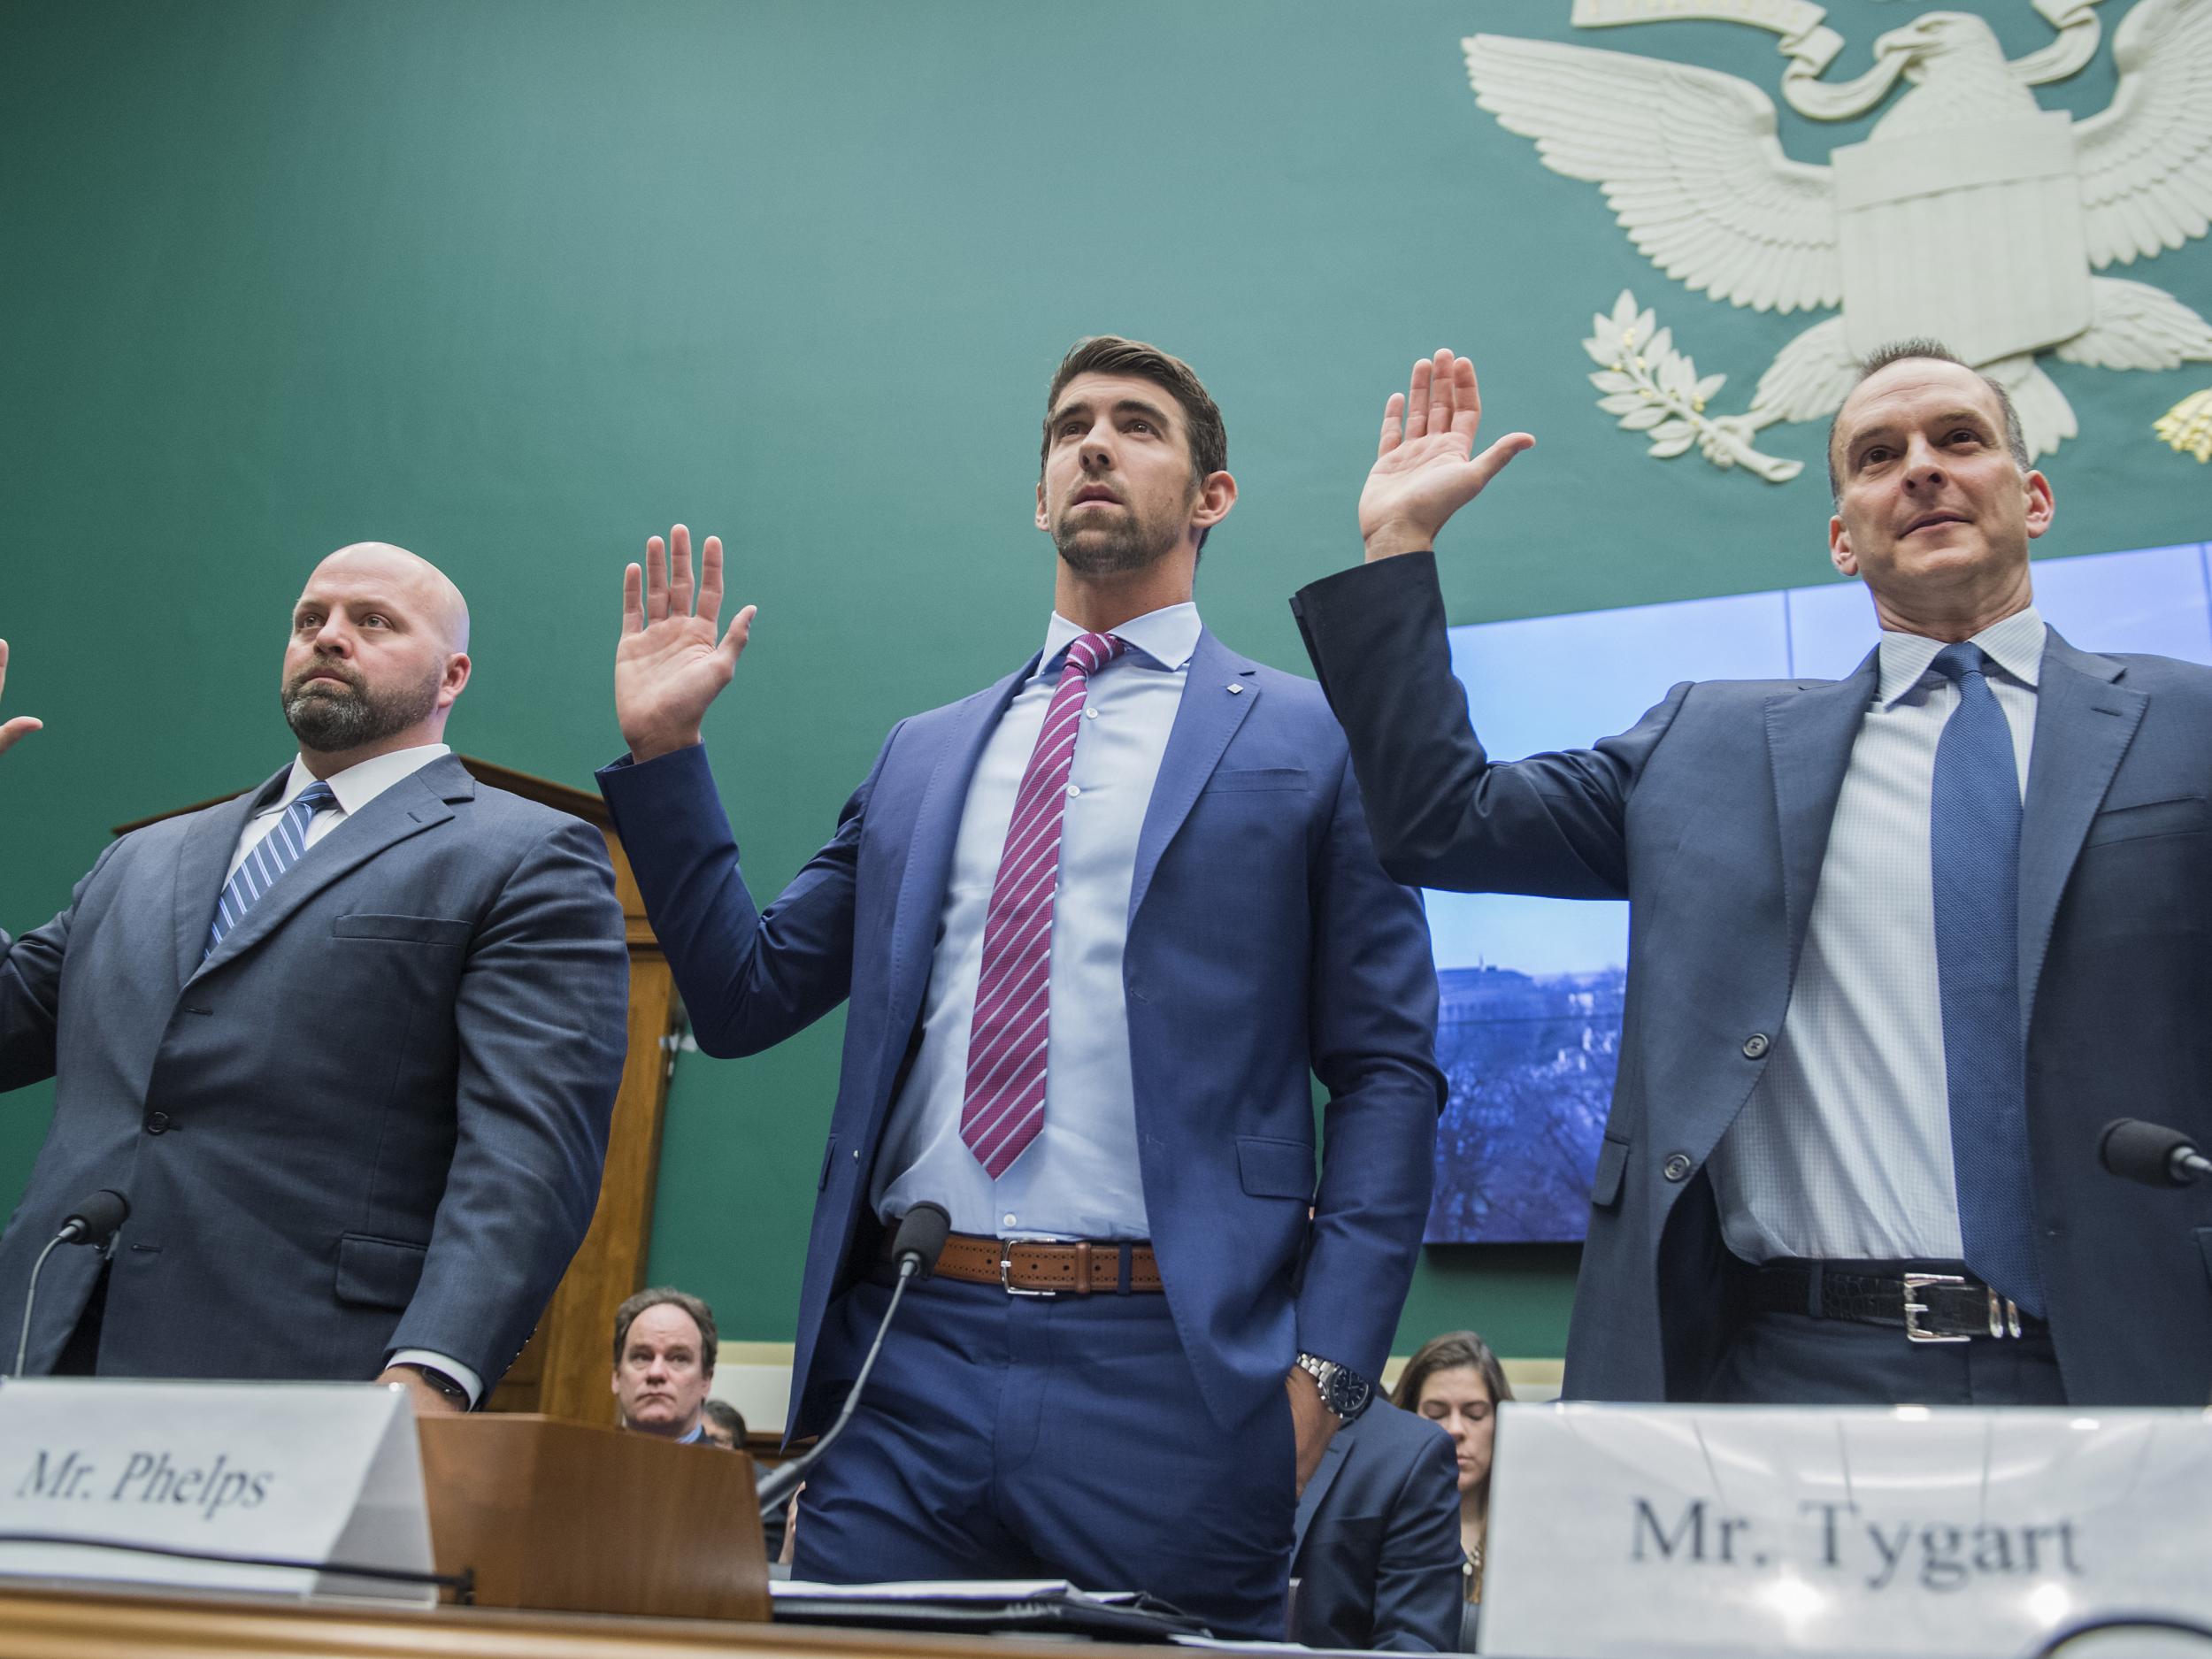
[312,542,471,652]
[282,541,474,771]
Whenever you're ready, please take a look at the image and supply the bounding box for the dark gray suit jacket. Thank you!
[0,754,630,1386]
[1294,553,2212,1405]
[1291,1399,1465,1651]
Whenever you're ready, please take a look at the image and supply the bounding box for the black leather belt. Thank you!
[1755,1261,2048,1343]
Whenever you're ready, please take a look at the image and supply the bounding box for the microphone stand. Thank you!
[757,1262,916,1517]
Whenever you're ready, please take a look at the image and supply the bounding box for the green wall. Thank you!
[4,1,2204,1362]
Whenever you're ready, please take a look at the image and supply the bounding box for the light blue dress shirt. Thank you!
[873,603,1201,1240]
[1709,605,2046,1263]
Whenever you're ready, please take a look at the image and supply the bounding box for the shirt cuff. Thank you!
[388,1348,484,1409]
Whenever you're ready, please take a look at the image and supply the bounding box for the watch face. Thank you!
[1331,1372,1373,1417]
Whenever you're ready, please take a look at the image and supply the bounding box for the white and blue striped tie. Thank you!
[204,781,337,959]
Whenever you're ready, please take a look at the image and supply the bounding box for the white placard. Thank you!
[0,1379,434,1604]
[1484,1402,2212,1658]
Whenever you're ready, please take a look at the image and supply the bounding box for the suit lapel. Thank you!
[1292,1427,1353,1556]
[1130,631,1256,923]
[882,657,1039,1037]
[2018,631,2140,1033]
[171,770,288,989]
[188,757,471,982]
[1763,649,1879,974]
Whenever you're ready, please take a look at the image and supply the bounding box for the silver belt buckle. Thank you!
[1901,1272,1970,1343]
[999,1240,1056,1298]
[1985,1287,2024,1340]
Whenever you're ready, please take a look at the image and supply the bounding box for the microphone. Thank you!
[13,1188,130,1377]
[756,1202,949,1517]
[2099,1119,2212,1189]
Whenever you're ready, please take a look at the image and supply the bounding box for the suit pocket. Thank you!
[1237,1134,1316,1200]
[334,1233,429,1310]
[332,913,473,946]
[2084,794,2204,849]
[1203,767,1310,794]
[1591,1133,1631,1210]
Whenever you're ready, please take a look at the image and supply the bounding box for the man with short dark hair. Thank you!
[0,546,629,1407]
[598,337,1441,1633]
[612,1286,718,1443]
[1294,344,2212,1407]
[700,1397,746,1449]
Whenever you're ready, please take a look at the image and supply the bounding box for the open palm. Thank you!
[0,639,40,756]
[615,524,755,762]
[1359,350,1533,561]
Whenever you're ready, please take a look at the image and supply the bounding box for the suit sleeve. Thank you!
[1300,743,1447,1386]
[385,814,630,1382]
[1292,551,1688,898]
[595,733,895,1058]
[1,839,126,1094]
[1369,1424,1471,1653]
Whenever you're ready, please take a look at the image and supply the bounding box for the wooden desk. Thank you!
[0,1582,1171,1659]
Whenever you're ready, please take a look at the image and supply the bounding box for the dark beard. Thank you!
[282,664,441,754]
[1050,485,1195,577]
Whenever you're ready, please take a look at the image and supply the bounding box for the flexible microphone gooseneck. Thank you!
[756,1202,950,1518]
[12,1189,130,1377]
[2098,1119,2212,1189]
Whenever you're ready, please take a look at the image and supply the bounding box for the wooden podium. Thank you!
[418,1416,770,1622]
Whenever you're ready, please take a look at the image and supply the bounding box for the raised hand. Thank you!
[614,525,756,763]
[0,639,41,756]
[1358,350,1534,563]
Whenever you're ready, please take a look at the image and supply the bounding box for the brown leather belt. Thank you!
[882,1228,1164,1294]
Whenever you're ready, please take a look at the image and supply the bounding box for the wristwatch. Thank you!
[1294,1352,1374,1422]
[391,1363,471,1409]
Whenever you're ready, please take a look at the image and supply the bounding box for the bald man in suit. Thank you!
[0,547,628,1408]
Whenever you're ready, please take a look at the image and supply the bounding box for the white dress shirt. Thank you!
[227,742,483,1404]
[1708,606,2046,1264]
[873,603,1200,1240]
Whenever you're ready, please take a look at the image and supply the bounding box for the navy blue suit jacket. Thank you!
[0,756,630,1385]
[599,628,1442,1436]
[1291,1399,1464,1651]
[1295,554,2212,1405]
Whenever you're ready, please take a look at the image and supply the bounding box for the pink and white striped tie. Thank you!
[961,630,1125,1179]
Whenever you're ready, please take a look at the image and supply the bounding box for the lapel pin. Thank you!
[1227,682,1244,695]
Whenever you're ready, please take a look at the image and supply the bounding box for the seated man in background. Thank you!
[0,549,629,1409]
[612,1286,719,1443]
[701,1397,746,1449]
[1289,1357,1463,1651]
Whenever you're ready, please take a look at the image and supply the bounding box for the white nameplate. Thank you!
[1484,1402,2212,1658]
[0,1379,434,1605]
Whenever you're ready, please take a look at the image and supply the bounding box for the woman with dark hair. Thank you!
[1394,1331,1514,1609]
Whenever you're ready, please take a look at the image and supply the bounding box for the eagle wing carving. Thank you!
[1463,35,1839,315]
[2072,0,2212,269]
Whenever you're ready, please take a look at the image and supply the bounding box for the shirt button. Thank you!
[145,1113,172,1135]
[1002,1213,1018,1227]
[1084,708,1098,720]
[1741,1033,1770,1059]
[1065,784,1080,798]
[1662,1152,1693,1182]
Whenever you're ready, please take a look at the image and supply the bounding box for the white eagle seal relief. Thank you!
[1464,0,2212,473]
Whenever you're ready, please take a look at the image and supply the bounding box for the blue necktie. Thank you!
[205,781,337,960]
[1928,644,2043,1317]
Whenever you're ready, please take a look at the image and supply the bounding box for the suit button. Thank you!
[1662,1152,1693,1182]
[144,1113,171,1135]
[1741,1033,1770,1059]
